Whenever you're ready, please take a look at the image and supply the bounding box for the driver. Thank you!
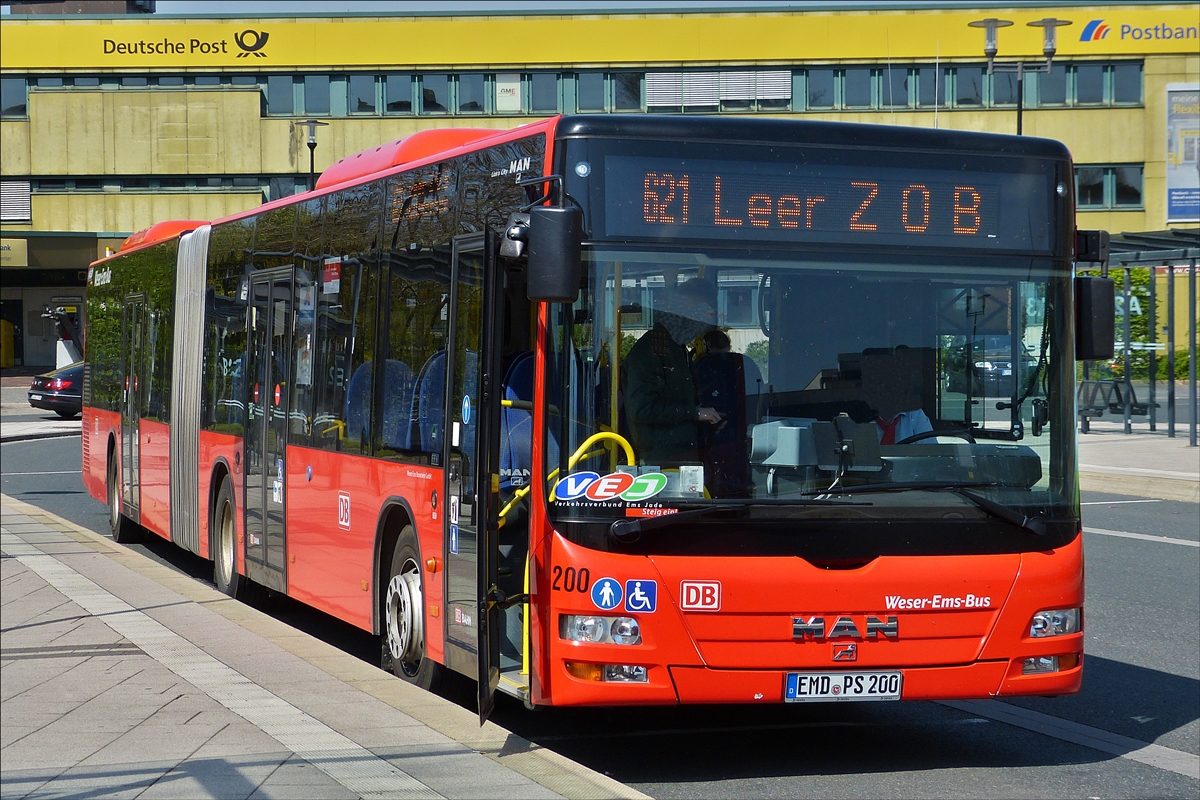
[862,345,933,444]
[622,279,722,464]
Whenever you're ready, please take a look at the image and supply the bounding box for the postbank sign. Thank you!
[1,7,1197,70]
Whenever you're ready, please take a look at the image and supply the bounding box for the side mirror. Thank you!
[526,206,582,303]
[1075,276,1115,361]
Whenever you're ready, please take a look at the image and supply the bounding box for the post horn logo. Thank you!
[234,29,269,58]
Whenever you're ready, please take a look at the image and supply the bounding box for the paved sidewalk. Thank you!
[1078,430,1200,502]
[0,495,647,800]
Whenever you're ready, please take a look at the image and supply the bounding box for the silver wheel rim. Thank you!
[108,463,119,532]
[385,558,424,676]
[217,498,234,587]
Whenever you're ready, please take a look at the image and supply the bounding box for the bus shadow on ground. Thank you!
[1003,654,1200,748]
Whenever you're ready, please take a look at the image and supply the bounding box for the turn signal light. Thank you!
[564,662,649,683]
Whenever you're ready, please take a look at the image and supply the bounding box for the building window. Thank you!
[1038,67,1067,105]
[457,73,486,113]
[1076,164,1143,209]
[421,74,449,114]
[612,72,642,111]
[304,75,331,115]
[349,74,376,114]
[157,76,185,87]
[992,71,1019,106]
[73,77,100,87]
[915,66,943,108]
[231,75,258,86]
[530,72,559,113]
[1035,62,1143,107]
[1112,63,1142,104]
[577,72,605,111]
[1074,64,1105,105]
[193,76,221,86]
[953,66,985,107]
[37,77,64,88]
[843,67,873,108]
[266,75,294,115]
[1,77,27,117]
[883,67,909,108]
[121,76,148,88]
[385,74,413,113]
[806,69,835,109]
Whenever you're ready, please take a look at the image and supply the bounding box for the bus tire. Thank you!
[107,452,141,544]
[212,478,244,598]
[383,527,443,691]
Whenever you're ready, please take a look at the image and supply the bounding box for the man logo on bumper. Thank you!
[793,615,899,640]
[832,643,858,661]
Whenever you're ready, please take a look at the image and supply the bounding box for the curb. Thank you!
[1079,471,1199,503]
[1,431,82,443]
[0,493,650,800]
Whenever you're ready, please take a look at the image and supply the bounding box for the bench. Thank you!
[1077,379,1158,430]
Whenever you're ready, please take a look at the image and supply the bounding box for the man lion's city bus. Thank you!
[82,116,1114,721]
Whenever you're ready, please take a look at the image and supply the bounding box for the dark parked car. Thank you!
[943,335,1039,397]
[28,361,83,418]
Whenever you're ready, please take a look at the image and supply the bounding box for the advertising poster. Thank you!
[1166,84,1199,223]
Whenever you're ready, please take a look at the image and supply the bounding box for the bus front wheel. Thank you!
[212,478,244,598]
[383,527,443,691]
[107,453,141,544]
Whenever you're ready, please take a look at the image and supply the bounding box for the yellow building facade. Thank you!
[1,3,1197,365]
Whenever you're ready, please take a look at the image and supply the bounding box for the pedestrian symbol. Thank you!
[591,577,623,611]
[624,579,657,613]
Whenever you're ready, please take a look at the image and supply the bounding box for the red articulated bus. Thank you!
[83,115,1113,721]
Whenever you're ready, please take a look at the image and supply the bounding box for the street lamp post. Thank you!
[302,119,329,190]
[968,17,1071,135]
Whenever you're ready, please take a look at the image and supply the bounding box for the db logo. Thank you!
[337,492,351,530]
[681,581,721,611]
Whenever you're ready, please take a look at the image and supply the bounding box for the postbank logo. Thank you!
[1079,17,1197,43]
[1080,20,1110,41]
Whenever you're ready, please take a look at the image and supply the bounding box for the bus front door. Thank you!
[244,271,292,593]
[442,232,504,724]
[120,294,145,523]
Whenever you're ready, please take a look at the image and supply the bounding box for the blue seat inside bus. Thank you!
[414,351,446,453]
[344,362,373,445]
[500,353,535,492]
[344,360,416,451]
[380,360,415,451]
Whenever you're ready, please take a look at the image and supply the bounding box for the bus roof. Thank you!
[554,114,1072,160]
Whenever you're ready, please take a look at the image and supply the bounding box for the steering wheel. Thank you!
[895,429,976,445]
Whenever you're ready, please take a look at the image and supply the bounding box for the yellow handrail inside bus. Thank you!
[496,432,635,527]
[522,553,530,677]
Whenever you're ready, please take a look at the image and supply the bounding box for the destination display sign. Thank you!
[604,155,1054,253]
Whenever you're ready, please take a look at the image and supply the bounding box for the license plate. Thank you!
[29,394,42,400]
[784,671,902,702]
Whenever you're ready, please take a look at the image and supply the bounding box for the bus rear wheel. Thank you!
[212,478,244,598]
[383,527,442,691]
[107,453,140,544]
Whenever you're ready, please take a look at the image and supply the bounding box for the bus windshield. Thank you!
[543,245,1078,558]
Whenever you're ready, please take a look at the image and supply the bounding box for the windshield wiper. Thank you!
[804,481,1046,536]
[607,499,868,542]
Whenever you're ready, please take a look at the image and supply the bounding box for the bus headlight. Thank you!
[609,617,641,645]
[1030,608,1081,638]
[560,615,641,645]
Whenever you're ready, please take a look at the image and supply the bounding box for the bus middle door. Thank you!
[442,231,504,724]
[120,294,145,523]
[244,270,293,593]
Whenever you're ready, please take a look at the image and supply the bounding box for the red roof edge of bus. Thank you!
[314,128,500,191]
[120,220,209,253]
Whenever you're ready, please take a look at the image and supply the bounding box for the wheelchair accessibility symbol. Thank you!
[624,580,657,613]
[591,577,622,611]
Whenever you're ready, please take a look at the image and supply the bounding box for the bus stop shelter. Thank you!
[1083,229,1199,446]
